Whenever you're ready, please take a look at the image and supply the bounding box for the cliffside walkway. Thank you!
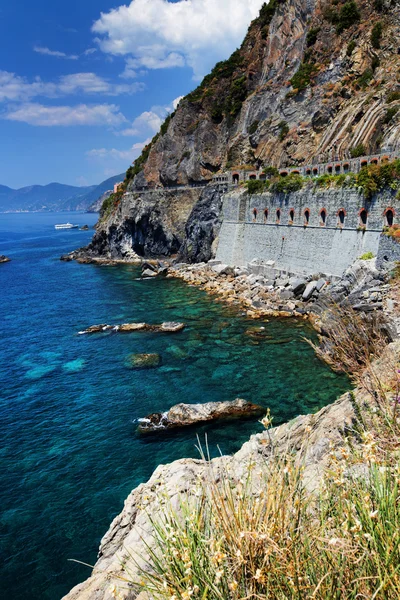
[131,150,399,195]
[213,149,399,186]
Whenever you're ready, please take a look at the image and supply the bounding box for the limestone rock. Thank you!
[302,281,318,301]
[126,354,162,370]
[290,278,307,296]
[137,398,265,432]
[142,268,158,278]
[79,322,185,335]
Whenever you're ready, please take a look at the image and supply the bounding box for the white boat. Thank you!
[54,223,79,230]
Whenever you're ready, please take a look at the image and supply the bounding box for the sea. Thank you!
[0,212,349,600]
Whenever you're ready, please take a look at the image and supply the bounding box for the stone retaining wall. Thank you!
[216,188,398,277]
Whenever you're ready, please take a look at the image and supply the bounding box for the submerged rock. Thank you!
[137,398,265,432]
[0,255,11,263]
[78,322,185,335]
[126,353,162,370]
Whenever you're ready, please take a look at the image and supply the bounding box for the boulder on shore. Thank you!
[137,398,265,432]
[78,321,185,335]
[0,255,11,263]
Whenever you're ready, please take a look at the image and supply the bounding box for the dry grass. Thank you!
[122,439,400,600]
[109,302,400,600]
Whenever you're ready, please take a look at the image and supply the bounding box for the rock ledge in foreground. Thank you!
[138,398,265,432]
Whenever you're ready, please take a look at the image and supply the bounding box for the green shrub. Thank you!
[224,76,248,118]
[160,112,175,136]
[278,120,289,140]
[257,0,283,28]
[246,179,269,194]
[387,91,400,103]
[371,55,380,72]
[249,120,259,135]
[325,1,361,34]
[373,0,384,11]
[350,144,366,158]
[356,159,400,199]
[371,21,383,49]
[290,62,317,92]
[263,166,280,178]
[384,106,400,124]
[359,251,375,260]
[357,68,374,88]
[336,1,361,33]
[346,40,356,56]
[271,173,304,193]
[306,27,320,47]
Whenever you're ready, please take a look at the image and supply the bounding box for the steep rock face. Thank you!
[179,185,224,263]
[89,0,400,261]
[137,0,399,181]
[88,187,203,259]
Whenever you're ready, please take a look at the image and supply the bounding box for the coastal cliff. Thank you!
[63,338,400,600]
[83,0,400,262]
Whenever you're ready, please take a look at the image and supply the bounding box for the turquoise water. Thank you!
[0,213,349,600]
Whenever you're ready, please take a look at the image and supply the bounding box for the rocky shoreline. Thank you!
[63,340,400,600]
[61,251,399,600]
[168,257,393,323]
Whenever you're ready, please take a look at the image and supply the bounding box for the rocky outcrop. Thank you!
[62,384,359,600]
[78,322,185,335]
[137,399,265,432]
[80,0,400,263]
[0,255,10,263]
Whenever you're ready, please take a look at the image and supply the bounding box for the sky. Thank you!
[0,0,265,189]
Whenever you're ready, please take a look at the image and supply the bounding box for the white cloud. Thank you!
[57,73,144,96]
[0,70,144,102]
[4,103,127,127]
[92,0,264,79]
[34,46,79,60]
[172,96,184,110]
[119,96,183,137]
[83,48,97,56]
[120,110,163,136]
[86,139,149,166]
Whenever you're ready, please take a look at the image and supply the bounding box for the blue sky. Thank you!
[0,0,264,188]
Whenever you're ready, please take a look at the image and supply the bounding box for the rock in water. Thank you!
[141,268,158,278]
[137,398,265,432]
[126,354,162,370]
[78,322,185,334]
[0,255,11,263]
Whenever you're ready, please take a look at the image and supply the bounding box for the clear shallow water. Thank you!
[0,213,349,600]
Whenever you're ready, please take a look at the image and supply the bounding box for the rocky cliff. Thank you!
[85,0,400,261]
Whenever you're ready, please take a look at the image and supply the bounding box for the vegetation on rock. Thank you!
[130,308,400,599]
[290,62,318,93]
[371,21,383,49]
[325,1,361,34]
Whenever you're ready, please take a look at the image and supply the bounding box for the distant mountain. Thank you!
[78,173,125,212]
[0,173,125,213]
